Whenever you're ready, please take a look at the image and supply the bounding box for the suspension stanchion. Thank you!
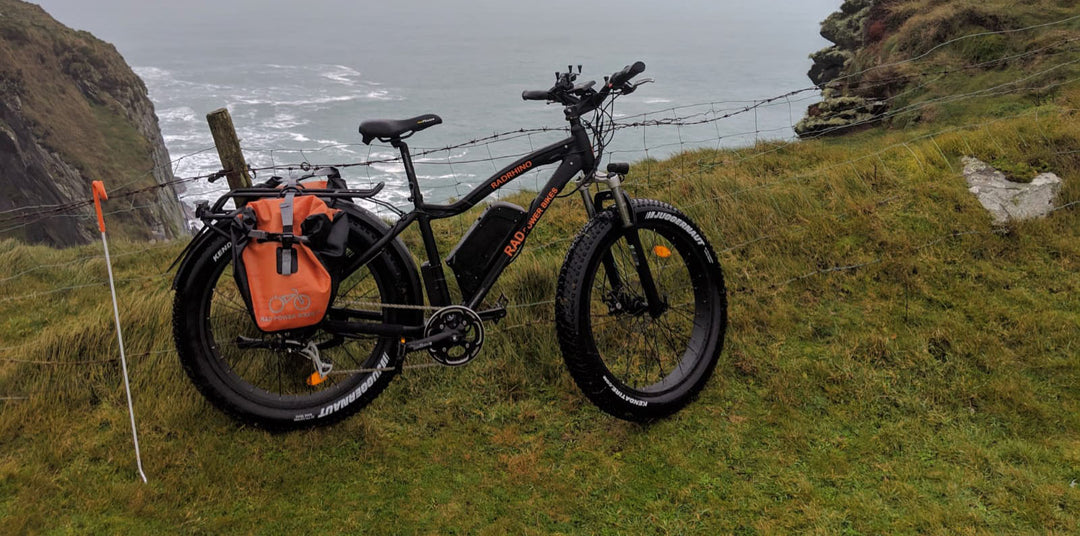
[92,181,148,484]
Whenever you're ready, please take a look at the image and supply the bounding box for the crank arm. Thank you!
[403,330,459,354]
[234,336,305,351]
[321,319,424,337]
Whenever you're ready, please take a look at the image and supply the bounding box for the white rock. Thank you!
[962,156,1062,224]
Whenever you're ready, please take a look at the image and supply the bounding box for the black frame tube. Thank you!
[345,120,593,302]
[317,120,594,338]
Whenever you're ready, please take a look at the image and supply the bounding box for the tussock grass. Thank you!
[5,2,1080,527]
[0,97,1077,532]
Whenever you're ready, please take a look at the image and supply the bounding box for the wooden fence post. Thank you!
[206,108,252,191]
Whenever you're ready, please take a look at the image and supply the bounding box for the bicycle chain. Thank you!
[324,298,532,374]
[327,361,442,375]
[335,299,443,312]
[325,299,445,374]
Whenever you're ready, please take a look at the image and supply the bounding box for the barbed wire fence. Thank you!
[1,27,1079,407]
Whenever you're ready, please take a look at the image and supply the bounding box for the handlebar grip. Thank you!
[522,90,552,101]
[608,61,646,88]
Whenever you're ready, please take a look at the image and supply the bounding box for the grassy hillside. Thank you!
[0,0,184,245]
[798,0,1080,136]
[1,3,1079,534]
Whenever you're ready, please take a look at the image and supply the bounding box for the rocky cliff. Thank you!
[794,0,1079,138]
[0,0,184,246]
[795,0,884,137]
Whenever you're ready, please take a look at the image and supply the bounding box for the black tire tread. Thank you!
[172,214,414,431]
[555,198,726,422]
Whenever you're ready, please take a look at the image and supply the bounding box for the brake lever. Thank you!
[621,78,654,95]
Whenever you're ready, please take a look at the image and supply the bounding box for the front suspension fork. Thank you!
[581,171,665,318]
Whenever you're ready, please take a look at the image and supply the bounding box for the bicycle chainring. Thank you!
[424,305,484,366]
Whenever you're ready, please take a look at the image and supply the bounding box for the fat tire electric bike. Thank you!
[172,62,727,430]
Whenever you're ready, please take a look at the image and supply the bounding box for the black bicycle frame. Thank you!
[342,118,596,323]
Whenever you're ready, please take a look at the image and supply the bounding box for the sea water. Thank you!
[35,0,840,210]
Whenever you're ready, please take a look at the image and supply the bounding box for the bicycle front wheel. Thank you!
[556,199,727,421]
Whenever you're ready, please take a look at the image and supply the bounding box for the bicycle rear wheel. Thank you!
[556,199,726,421]
[173,214,415,430]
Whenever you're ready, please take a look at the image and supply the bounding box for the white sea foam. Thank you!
[260,112,309,130]
[163,133,207,144]
[133,66,171,81]
[158,106,199,123]
[372,161,406,174]
[254,94,363,106]
[365,90,400,101]
[321,65,362,85]
[643,98,673,104]
[413,150,470,163]
[419,173,476,180]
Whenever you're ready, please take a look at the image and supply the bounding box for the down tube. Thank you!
[465,155,586,310]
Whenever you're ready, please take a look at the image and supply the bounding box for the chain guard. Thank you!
[424,305,484,366]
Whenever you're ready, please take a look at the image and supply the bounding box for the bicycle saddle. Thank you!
[359,114,442,144]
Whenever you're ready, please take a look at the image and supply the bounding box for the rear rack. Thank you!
[201,182,385,216]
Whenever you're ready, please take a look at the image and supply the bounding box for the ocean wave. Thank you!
[259,112,309,130]
[419,173,477,180]
[133,66,171,81]
[230,94,381,107]
[171,153,221,179]
[163,132,209,144]
[364,90,401,101]
[158,106,199,123]
[643,98,673,104]
[321,65,362,85]
[412,149,470,163]
[371,161,406,174]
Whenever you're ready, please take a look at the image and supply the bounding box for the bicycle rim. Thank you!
[202,258,393,408]
[586,224,712,394]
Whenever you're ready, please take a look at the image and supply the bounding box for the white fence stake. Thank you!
[92,181,147,483]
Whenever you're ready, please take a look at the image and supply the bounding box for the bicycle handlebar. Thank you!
[522,90,552,101]
[522,61,646,112]
[607,61,646,89]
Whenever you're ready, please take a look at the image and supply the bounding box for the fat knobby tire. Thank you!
[173,213,413,431]
[556,199,727,421]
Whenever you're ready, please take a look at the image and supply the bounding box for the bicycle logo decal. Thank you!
[268,288,312,314]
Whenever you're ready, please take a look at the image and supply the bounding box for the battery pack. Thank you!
[446,201,526,300]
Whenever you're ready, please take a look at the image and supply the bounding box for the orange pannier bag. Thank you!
[231,192,346,333]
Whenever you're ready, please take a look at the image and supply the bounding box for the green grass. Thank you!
[1,92,1078,533]
[0,0,180,244]
[4,1,1080,531]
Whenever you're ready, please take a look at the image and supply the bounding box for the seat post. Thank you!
[392,139,425,206]
[391,138,452,306]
